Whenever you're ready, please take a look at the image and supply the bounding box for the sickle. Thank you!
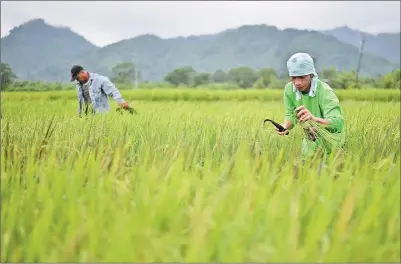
[263,118,287,132]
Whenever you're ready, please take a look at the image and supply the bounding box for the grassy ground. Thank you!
[1,98,400,262]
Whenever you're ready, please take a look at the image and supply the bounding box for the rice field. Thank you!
[2,87,400,102]
[1,90,400,262]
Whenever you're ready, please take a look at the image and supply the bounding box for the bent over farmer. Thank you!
[70,65,129,116]
[276,53,345,157]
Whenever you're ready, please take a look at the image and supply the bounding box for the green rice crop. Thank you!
[2,87,400,102]
[1,97,400,262]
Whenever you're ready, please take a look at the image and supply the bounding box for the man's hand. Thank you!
[119,101,129,109]
[275,125,289,136]
[275,120,292,136]
[296,105,314,123]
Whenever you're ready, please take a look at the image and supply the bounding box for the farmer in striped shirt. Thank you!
[276,53,345,157]
[70,65,129,116]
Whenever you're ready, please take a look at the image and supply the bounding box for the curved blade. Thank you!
[263,118,286,132]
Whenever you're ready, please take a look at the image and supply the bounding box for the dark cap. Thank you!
[70,65,84,82]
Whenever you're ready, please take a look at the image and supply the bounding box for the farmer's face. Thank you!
[76,71,88,83]
[291,74,312,92]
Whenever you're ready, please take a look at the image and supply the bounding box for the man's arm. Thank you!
[297,88,344,132]
[317,88,344,133]
[283,89,297,130]
[101,77,126,104]
[312,116,329,126]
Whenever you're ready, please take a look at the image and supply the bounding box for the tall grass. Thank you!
[1,99,400,262]
[2,88,400,102]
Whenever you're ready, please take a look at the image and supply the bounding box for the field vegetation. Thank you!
[1,92,400,262]
[2,88,400,103]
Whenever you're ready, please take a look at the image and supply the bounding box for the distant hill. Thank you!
[1,19,399,82]
[322,26,400,65]
[0,18,99,80]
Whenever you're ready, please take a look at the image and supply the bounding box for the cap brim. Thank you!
[70,75,76,82]
[289,71,314,77]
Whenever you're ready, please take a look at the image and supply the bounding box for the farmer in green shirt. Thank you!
[276,52,345,157]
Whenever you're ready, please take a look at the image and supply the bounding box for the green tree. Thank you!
[0,62,18,90]
[319,67,338,81]
[228,66,258,89]
[111,62,136,84]
[164,66,196,87]
[380,68,401,89]
[253,68,278,89]
[194,72,212,86]
[320,70,356,89]
[212,69,229,83]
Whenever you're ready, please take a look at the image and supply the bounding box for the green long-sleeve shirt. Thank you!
[283,80,345,155]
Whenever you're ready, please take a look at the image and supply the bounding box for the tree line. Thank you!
[161,64,400,90]
[86,61,401,90]
[1,61,400,91]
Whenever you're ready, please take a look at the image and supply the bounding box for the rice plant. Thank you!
[1,97,400,262]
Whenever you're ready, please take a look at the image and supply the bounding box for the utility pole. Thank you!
[355,33,366,89]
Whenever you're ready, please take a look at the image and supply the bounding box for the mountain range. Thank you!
[1,18,400,82]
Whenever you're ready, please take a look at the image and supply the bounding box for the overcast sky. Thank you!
[1,1,400,47]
